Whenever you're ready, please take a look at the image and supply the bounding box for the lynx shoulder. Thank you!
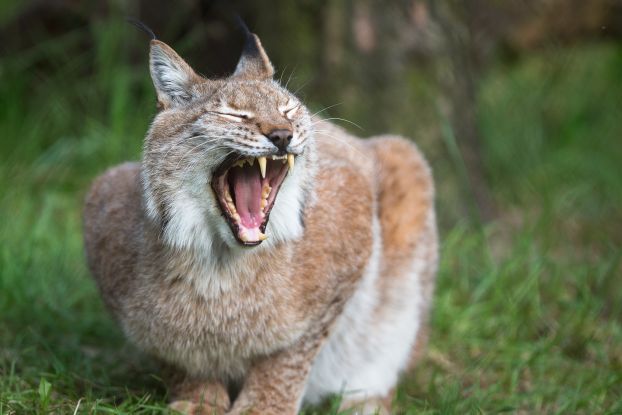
[83,25,437,415]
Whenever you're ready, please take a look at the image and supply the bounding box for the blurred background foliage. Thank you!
[1,0,621,413]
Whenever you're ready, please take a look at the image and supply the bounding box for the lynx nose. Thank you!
[266,129,293,152]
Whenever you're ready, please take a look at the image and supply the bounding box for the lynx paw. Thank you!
[169,399,227,415]
[168,377,230,415]
[339,398,391,415]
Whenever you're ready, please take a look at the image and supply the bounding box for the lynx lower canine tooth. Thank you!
[239,230,249,242]
[258,156,267,178]
[287,154,295,171]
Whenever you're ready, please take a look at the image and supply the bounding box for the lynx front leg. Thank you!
[169,377,231,415]
[227,337,324,415]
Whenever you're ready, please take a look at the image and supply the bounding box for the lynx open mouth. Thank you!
[211,154,294,246]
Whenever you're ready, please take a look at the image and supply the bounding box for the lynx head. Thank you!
[141,29,315,252]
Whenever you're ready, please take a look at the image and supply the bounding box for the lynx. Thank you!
[84,25,438,415]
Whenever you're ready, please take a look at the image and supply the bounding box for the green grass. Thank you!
[1,18,621,414]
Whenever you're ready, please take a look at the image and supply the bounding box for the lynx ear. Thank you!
[233,30,274,80]
[149,40,201,109]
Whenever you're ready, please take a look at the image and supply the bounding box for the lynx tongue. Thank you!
[219,157,290,244]
[230,167,263,231]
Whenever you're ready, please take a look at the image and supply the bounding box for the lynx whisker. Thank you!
[277,64,289,85]
[291,76,313,96]
[310,103,343,118]
[312,130,372,161]
[161,134,240,164]
[284,65,298,90]
[174,141,227,171]
[314,117,364,131]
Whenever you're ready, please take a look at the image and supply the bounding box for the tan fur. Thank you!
[83,31,437,415]
[169,379,230,415]
[368,136,438,371]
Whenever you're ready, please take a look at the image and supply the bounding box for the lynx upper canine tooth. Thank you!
[287,154,295,171]
[257,156,267,178]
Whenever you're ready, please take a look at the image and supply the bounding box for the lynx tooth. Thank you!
[257,156,267,178]
[287,154,295,171]
[239,230,249,242]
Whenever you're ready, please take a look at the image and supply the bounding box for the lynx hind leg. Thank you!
[367,136,435,264]
[367,136,438,367]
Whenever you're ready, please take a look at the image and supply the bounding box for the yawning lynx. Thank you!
[83,25,438,415]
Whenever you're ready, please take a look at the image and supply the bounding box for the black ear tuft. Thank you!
[235,14,265,61]
[126,17,157,40]
[232,17,274,80]
[234,14,251,38]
